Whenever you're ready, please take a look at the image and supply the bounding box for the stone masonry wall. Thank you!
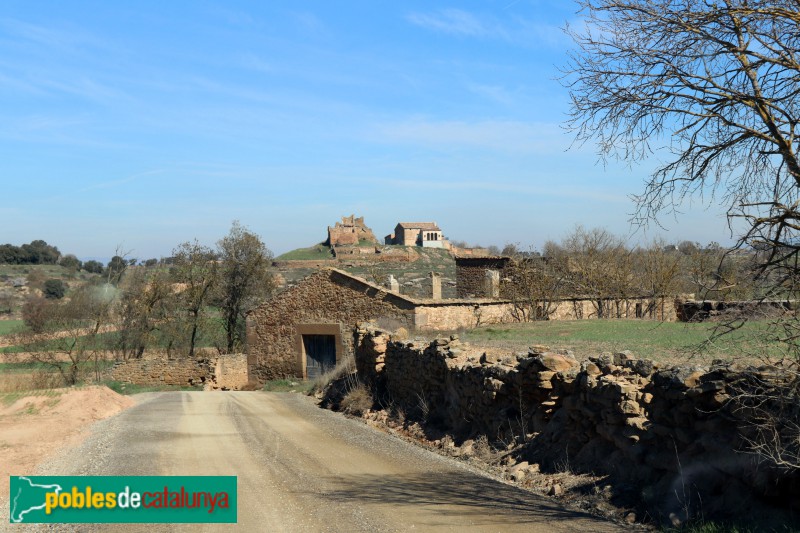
[108,352,249,390]
[548,297,678,321]
[414,302,517,330]
[109,355,213,388]
[413,297,677,331]
[214,353,250,390]
[247,269,416,382]
[456,258,512,298]
[354,323,799,523]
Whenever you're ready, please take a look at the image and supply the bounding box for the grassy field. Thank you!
[0,361,116,373]
[0,320,23,336]
[275,244,333,261]
[456,319,782,366]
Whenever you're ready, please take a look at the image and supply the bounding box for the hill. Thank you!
[273,246,458,299]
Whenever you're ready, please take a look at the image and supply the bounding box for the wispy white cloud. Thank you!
[202,7,256,28]
[406,9,569,48]
[291,11,326,35]
[407,9,495,38]
[0,113,132,149]
[237,53,274,74]
[467,83,514,105]
[77,169,166,193]
[0,17,106,51]
[374,116,569,154]
[372,177,626,203]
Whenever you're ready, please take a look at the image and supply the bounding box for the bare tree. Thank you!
[561,226,631,317]
[565,1,800,283]
[14,284,115,385]
[114,268,175,359]
[633,239,682,317]
[505,253,565,321]
[564,0,800,474]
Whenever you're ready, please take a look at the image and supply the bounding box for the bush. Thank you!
[340,383,373,416]
[21,297,55,333]
[83,260,103,274]
[59,255,82,271]
[43,279,66,299]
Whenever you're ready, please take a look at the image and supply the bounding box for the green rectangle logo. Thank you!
[10,476,237,523]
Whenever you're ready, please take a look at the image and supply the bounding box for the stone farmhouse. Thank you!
[385,222,448,248]
[246,268,514,381]
[246,257,677,382]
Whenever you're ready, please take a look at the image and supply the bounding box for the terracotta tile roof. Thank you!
[397,222,441,231]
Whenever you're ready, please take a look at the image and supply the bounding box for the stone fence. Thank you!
[353,323,799,524]
[272,259,337,269]
[108,352,249,390]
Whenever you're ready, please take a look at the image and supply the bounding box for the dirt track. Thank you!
[24,392,623,532]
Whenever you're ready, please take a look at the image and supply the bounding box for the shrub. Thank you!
[83,260,103,274]
[43,279,66,299]
[59,255,82,271]
[340,383,373,416]
[21,297,55,333]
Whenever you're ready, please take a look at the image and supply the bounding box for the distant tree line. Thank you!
[503,226,761,321]
[0,240,61,265]
[16,222,276,384]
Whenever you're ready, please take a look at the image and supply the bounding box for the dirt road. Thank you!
[24,392,623,532]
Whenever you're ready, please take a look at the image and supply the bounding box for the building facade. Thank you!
[385,222,446,248]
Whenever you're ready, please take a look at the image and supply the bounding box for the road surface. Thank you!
[24,391,623,532]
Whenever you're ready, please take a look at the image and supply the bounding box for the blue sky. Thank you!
[0,1,735,259]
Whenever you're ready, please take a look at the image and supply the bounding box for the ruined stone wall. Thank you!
[108,354,213,388]
[676,298,793,322]
[247,270,416,382]
[214,353,249,390]
[548,297,678,321]
[272,259,336,269]
[108,352,249,390]
[412,296,677,327]
[327,226,359,246]
[456,258,512,298]
[354,324,799,522]
[327,215,378,246]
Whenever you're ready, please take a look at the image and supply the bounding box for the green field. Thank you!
[275,244,333,261]
[0,361,116,373]
[457,319,781,366]
[0,320,23,336]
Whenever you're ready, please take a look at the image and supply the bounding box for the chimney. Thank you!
[485,270,500,299]
[386,274,400,292]
[430,272,442,300]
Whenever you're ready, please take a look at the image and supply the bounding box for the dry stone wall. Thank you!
[108,352,248,390]
[676,298,793,322]
[354,323,799,523]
